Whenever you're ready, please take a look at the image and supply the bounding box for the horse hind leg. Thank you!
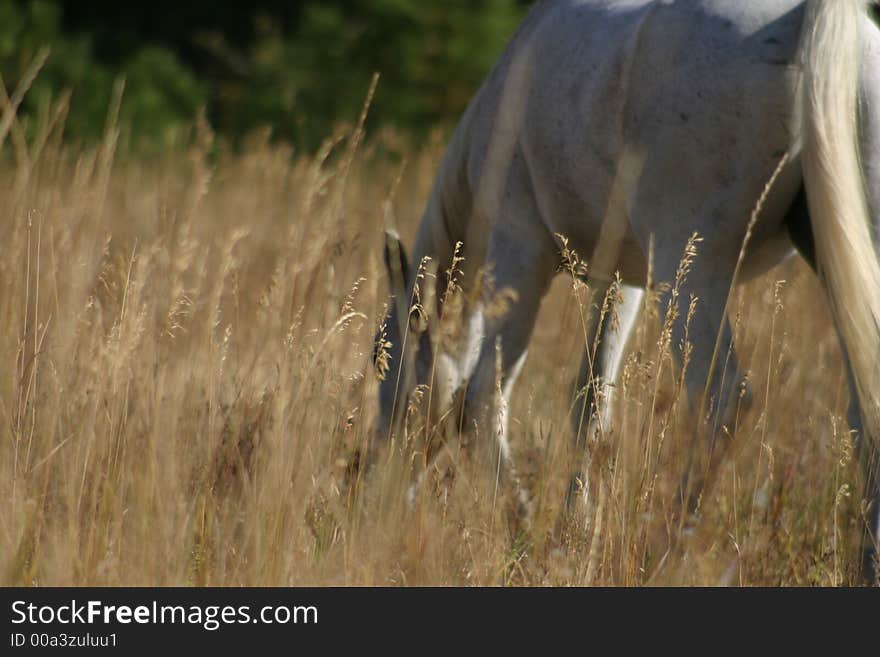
[841,344,880,585]
[786,192,878,584]
[566,283,643,511]
[834,343,879,585]
[665,256,746,520]
[626,227,745,520]
[863,448,880,585]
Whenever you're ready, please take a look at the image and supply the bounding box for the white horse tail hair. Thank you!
[800,0,880,434]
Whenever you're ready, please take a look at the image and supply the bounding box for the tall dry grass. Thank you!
[0,95,869,586]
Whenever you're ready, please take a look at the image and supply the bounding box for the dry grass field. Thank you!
[0,105,871,587]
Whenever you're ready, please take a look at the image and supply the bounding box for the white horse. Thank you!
[374,0,880,584]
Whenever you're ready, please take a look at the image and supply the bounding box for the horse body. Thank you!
[376,0,880,583]
[422,1,810,283]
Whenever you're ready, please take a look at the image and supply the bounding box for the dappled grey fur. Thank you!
[377,1,880,583]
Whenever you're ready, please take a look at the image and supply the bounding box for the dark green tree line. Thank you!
[0,0,529,150]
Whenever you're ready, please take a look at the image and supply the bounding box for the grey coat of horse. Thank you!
[375,0,880,584]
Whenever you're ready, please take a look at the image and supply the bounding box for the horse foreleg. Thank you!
[408,153,558,528]
[433,153,562,530]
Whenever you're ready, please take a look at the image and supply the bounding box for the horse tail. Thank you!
[800,0,880,434]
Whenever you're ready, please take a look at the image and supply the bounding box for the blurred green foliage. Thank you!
[0,0,527,151]
[0,0,205,147]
